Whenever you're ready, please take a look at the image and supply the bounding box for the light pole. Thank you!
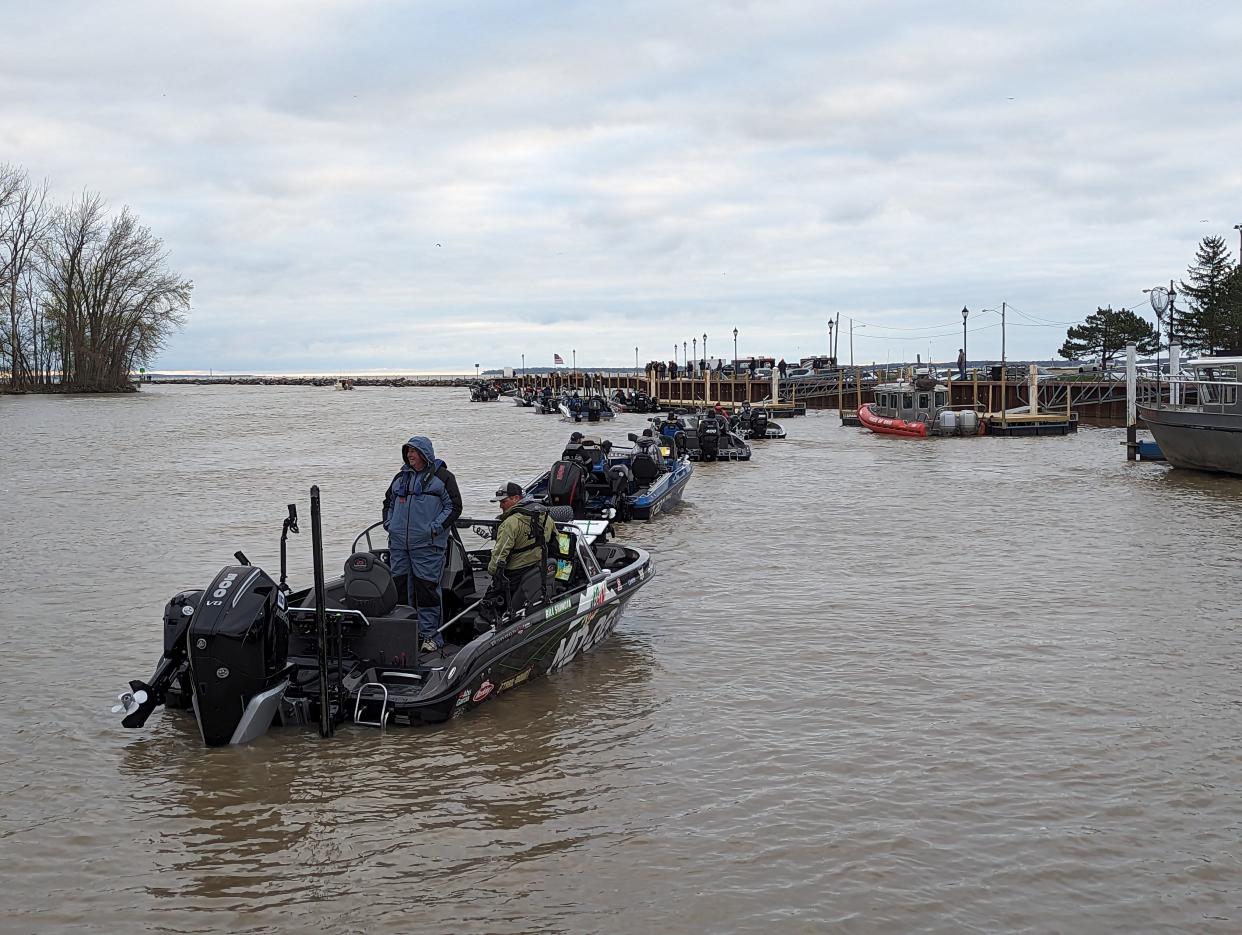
[635,346,638,370]
[692,337,697,376]
[1145,283,1175,397]
[849,319,865,368]
[474,363,479,380]
[733,327,738,402]
[703,332,708,370]
[572,349,576,385]
[960,307,969,379]
[1234,223,1242,259]
[683,341,687,378]
[827,319,835,367]
[521,352,525,384]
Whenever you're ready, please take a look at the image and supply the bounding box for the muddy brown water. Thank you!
[1,386,1240,934]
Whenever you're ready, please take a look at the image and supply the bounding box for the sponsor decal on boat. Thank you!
[577,580,609,614]
[549,607,618,672]
[499,669,531,692]
[548,597,573,619]
[455,688,471,707]
[472,680,494,704]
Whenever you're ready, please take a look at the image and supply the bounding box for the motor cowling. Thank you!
[753,410,769,436]
[699,416,721,455]
[547,460,585,510]
[186,565,288,746]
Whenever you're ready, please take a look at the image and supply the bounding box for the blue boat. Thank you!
[525,433,693,521]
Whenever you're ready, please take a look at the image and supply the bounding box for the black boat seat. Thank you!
[631,453,660,483]
[343,551,399,618]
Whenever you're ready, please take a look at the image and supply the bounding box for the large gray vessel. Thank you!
[1140,356,1242,476]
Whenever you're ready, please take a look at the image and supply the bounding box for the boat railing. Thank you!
[1139,371,1241,412]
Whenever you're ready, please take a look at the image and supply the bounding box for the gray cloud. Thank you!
[3,0,1240,370]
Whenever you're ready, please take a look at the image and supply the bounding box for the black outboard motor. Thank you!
[699,414,721,460]
[587,396,602,422]
[186,565,289,746]
[547,460,586,513]
[752,408,769,437]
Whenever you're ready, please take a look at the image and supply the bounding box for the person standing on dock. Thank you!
[382,436,462,652]
[957,348,966,380]
[778,359,787,379]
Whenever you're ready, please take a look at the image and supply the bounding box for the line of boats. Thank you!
[114,396,789,748]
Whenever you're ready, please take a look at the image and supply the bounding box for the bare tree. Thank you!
[1,165,52,389]
[42,192,191,391]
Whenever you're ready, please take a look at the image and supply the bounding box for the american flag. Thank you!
[554,353,564,365]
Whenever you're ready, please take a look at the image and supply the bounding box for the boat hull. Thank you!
[1139,404,1242,476]
[627,461,692,520]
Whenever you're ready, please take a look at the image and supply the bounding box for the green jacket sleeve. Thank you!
[489,519,516,575]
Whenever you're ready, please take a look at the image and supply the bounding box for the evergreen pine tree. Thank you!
[1058,306,1159,365]
[1178,235,1239,354]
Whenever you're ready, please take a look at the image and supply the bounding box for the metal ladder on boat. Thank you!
[353,682,390,729]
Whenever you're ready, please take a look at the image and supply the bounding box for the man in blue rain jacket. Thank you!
[382,436,462,652]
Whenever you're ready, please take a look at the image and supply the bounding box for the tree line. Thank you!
[1,163,191,392]
[1059,234,1242,366]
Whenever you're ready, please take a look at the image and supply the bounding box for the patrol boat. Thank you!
[1139,356,1242,475]
[859,371,981,437]
[112,489,653,746]
[524,433,693,521]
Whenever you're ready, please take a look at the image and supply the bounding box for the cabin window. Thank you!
[1199,366,1238,405]
[935,390,947,408]
[902,393,913,409]
[917,392,930,411]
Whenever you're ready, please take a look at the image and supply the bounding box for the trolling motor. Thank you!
[280,503,299,593]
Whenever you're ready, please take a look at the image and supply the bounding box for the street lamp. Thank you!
[1145,284,1173,397]
[683,341,687,377]
[703,332,708,370]
[692,337,697,375]
[474,363,479,380]
[827,319,835,367]
[1234,223,1242,259]
[960,307,969,379]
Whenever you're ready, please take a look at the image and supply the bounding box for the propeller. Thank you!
[111,688,149,715]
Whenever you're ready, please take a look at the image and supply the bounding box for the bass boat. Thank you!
[650,412,751,461]
[113,491,653,747]
[559,393,616,423]
[525,433,693,521]
[733,403,785,439]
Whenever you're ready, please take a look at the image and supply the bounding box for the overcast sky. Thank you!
[4,1,1241,371]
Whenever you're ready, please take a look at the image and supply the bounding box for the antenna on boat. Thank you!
[310,485,334,738]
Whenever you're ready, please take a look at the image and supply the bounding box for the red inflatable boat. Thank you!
[858,403,927,437]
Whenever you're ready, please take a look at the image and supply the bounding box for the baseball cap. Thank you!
[491,481,524,502]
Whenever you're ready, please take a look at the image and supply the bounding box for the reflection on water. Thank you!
[2,388,1241,933]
